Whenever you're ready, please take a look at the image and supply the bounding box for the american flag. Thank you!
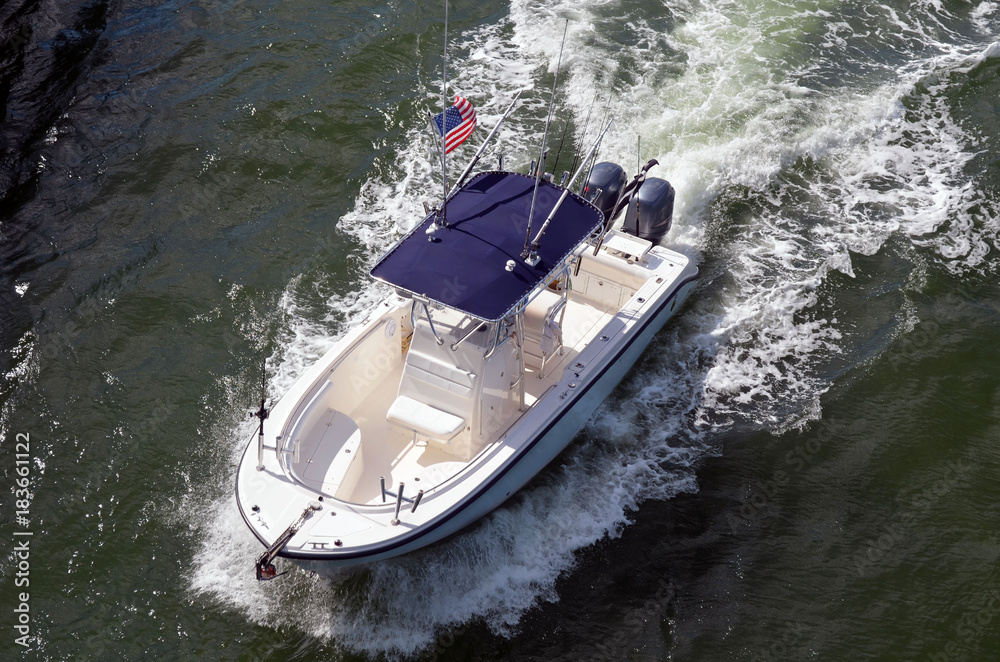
[432,96,477,153]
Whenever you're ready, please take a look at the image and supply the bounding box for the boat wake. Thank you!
[188,0,1000,657]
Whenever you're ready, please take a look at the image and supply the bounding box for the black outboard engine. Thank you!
[581,162,627,223]
[621,177,674,243]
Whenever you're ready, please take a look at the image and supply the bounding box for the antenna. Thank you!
[522,19,570,259]
[440,0,449,227]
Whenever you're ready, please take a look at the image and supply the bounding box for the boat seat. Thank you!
[387,318,481,457]
[387,395,464,441]
[522,288,564,373]
[403,352,475,396]
[387,344,474,443]
[295,408,364,499]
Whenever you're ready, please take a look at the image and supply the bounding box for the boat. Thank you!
[236,87,699,578]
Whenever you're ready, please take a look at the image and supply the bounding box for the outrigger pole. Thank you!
[522,19,570,260]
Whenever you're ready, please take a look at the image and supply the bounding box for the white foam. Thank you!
[3,330,39,388]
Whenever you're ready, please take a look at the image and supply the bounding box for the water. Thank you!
[2,0,1000,659]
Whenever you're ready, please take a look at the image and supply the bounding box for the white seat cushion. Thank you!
[403,353,475,397]
[524,288,563,330]
[386,395,464,440]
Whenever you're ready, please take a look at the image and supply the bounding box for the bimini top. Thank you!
[370,170,604,321]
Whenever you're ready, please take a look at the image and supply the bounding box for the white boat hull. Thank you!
[236,237,697,569]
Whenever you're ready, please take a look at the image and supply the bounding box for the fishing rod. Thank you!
[252,362,269,472]
[522,19,570,259]
[524,116,614,266]
[551,120,570,178]
[570,93,597,177]
[580,93,614,195]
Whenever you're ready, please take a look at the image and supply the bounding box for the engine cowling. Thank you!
[581,162,627,224]
[621,177,674,243]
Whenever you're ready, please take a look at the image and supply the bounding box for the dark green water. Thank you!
[2,0,1000,659]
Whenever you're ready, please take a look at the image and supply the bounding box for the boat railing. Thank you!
[537,295,568,375]
[484,330,513,360]
[450,319,488,352]
[483,321,505,360]
[410,298,444,345]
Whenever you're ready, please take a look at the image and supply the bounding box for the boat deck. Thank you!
[307,291,618,504]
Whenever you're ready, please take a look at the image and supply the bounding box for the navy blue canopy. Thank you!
[370,171,603,321]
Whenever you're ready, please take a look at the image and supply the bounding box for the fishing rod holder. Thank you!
[279,438,301,464]
[251,365,271,471]
[380,477,424,525]
[251,400,270,471]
